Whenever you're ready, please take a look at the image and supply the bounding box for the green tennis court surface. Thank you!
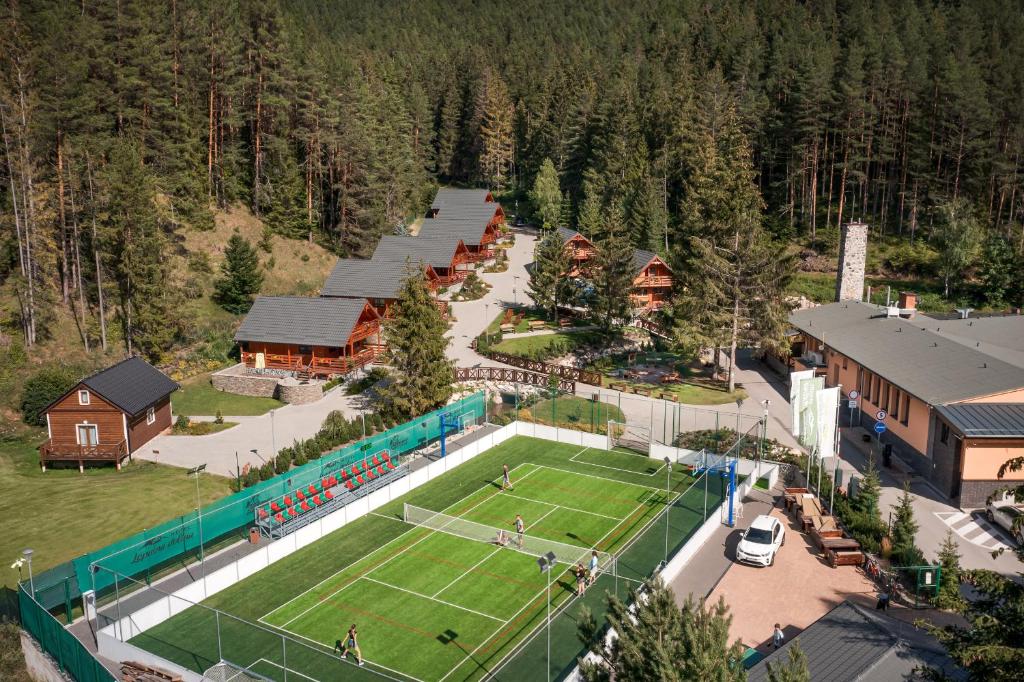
[129,437,722,682]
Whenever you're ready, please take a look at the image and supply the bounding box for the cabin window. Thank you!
[78,390,90,405]
[890,389,900,420]
[77,423,98,446]
[298,345,312,354]
[900,394,910,426]
[146,407,156,425]
[940,421,950,445]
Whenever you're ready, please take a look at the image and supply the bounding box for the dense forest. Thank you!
[3,0,1024,360]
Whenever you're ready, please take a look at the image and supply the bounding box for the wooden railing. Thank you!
[634,275,672,288]
[241,351,303,371]
[455,366,576,393]
[39,439,128,462]
[350,320,381,341]
[243,346,384,377]
[481,351,604,386]
[436,271,470,286]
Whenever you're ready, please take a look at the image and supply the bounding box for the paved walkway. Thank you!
[139,387,368,478]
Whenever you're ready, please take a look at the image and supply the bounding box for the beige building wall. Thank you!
[961,387,1024,404]
[961,440,1024,481]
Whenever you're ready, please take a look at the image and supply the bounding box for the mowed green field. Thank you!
[130,436,711,682]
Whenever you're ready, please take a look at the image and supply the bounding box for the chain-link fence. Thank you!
[18,584,114,682]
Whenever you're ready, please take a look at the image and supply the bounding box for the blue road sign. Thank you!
[874,421,887,434]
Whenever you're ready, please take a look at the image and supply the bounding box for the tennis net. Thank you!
[402,503,615,571]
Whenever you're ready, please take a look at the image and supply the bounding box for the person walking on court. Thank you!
[574,562,587,595]
[588,550,600,587]
[772,623,785,650]
[337,623,364,667]
[502,464,512,491]
[514,514,525,548]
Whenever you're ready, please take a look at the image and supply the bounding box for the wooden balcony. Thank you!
[242,346,385,378]
[634,275,672,288]
[465,249,495,262]
[39,439,129,469]
[436,270,470,286]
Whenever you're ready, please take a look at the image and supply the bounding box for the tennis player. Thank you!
[337,623,364,667]
[502,464,512,490]
[588,550,600,586]
[514,514,525,548]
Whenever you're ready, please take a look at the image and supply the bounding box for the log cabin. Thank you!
[38,356,179,471]
[630,249,673,312]
[235,297,384,378]
[428,187,495,217]
[370,235,471,286]
[557,227,596,276]
[417,213,500,263]
[320,257,445,319]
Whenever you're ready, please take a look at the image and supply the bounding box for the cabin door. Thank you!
[77,424,99,446]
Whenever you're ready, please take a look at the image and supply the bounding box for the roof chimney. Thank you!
[898,291,917,318]
[836,222,868,303]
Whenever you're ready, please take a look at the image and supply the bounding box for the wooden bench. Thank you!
[558,318,572,328]
[658,391,679,402]
[499,323,515,334]
[528,320,546,330]
[783,487,809,512]
[809,516,845,549]
[660,372,681,384]
[826,548,865,567]
[819,537,861,553]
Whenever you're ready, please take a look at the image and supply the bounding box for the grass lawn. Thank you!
[173,372,283,417]
[485,307,592,335]
[0,435,232,592]
[491,330,603,360]
[788,272,964,312]
[130,436,720,682]
[520,396,625,432]
[659,381,748,405]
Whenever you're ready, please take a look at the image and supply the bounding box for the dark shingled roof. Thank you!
[371,235,462,269]
[321,259,418,300]
[430,187,492,210]
[418,216,492,246]
[557,226,585,243]
[632,248,667,275]
[235,296,372,347]
[935,403,1024,438]
[79,356,178,417]
[747,601,963,682]
[915,314,1024,369]
[789,301,1024,404]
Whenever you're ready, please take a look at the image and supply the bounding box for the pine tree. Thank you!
[476,68,515,188]
[889,483,923,566]
[766,643,810,682]
[853,458,882,518]
[375,264,454,419]
[578,579,746,682]
[528,231,569,321]
[934,531,966,611]
[588,207,635,332]
[576,176,604,240]
[530,157,562,229]
[214,233,263,313]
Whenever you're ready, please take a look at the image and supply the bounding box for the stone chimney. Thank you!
[835,221,868,302]
[898,291,917,318]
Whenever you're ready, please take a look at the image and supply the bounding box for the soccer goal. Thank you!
[202,660,273,682]
[607,420,651,455]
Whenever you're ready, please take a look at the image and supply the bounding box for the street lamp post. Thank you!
[735,397,744,435]
[270,409,277,458]
[22,549,34,597]
[537,551,557,682]
[187,464,208,587]
[663,457,672,563]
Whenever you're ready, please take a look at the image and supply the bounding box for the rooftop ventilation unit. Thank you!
[956,307,974,319]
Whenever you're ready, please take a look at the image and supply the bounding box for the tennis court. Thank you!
[128,436,722,682]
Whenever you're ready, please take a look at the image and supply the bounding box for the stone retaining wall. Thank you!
[277,380,323,404]
[211,365,278,398]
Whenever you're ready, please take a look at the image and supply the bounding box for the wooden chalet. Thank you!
[371,235,471,286]
[428,187,495,217]
[631,249,673,311]
[418,213,500,262]
[321,258,444,318]
[557,227,596,276]
[235,297,384,378]
[38,357,179,471]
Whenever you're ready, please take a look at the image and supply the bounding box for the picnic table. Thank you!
[826,547,865,568]
[809,516,845,548]
[797,496,825,531]
[819,537,861,552]
[782,487,809,512]
[499,323,515,333]
[660,372,681,384]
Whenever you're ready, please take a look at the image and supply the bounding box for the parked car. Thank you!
[514,215,525,227]
[986,497,1024,544]
[735,514,786,566]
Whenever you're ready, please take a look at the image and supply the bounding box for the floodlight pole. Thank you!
[664,458,672,563]
[22,549,34,597]
[187,464,208,590]
[546,566,551,682]
[270,409,277,458]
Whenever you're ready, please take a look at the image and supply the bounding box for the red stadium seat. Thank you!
[352,462,361,473]
[301,501,312,512]
[308,484,317,495]
[284,496,293,506]
[313,495,323,505]
[258,508,269,519]
[275,513,284,523]
[355,475,364,485]
[271,501,282,513]
[382,451,391,461]
[330,475,338,485]
[366,469,376,480]
[376,465,385,476]
[322,477,331,489]
[287,507,297,517]
[344,480,354,491]
[387,460,396,470]
[372,455,380,466]
[296,490,305,501]
[325,489,335,500]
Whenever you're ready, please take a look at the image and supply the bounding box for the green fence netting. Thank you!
[37,392,486,602]
[18,584,115,682]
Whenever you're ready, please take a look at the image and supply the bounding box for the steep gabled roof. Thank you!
[632,248,669,275]
[371,235,464,269]
[321,259,427,300]
[59,356,179,417]
[789,302,1024,404]
[430,187,493,210]
[418,216,493,246]
[557,226,593,245]
[235,296,377,348]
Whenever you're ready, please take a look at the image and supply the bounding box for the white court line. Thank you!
[534,463,666,494]
[431,546,502,598]
[264,464,542,629]
[359,576,505,623]
[570,447,667,477]
[497,492,623,521]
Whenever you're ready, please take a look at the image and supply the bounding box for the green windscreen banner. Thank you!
[72,392,485,597]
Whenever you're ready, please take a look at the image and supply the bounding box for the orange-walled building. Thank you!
[788,298,1024,507]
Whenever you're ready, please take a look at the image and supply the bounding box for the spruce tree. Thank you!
[214,233,264,314]
[889,483,923,566]
[528,231,570,321]
[588,207,635,332]
[934,198,983,298]
[766,643,810,682]
[576,177,604,240]
[530,157,562,229]
[578,579,745,682]
[979,234,1023,308]
[375,264,454,419]
[853,458,882,518]
[934,531,966,611]
[476,68,514,189]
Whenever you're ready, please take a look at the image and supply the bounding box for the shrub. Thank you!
[243,469,260,488]
[20,365,82,425]
[187,251,213,274]
[274,453,290,474]
[259,225,274,253]
[294,449,308,467]
[372,413,385,431]
[175,414,190,430]
[214,409,224,424]
[258,462,274,481]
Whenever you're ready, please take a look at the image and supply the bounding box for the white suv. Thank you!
[986,496,1024,545]
[736,514,786,567]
